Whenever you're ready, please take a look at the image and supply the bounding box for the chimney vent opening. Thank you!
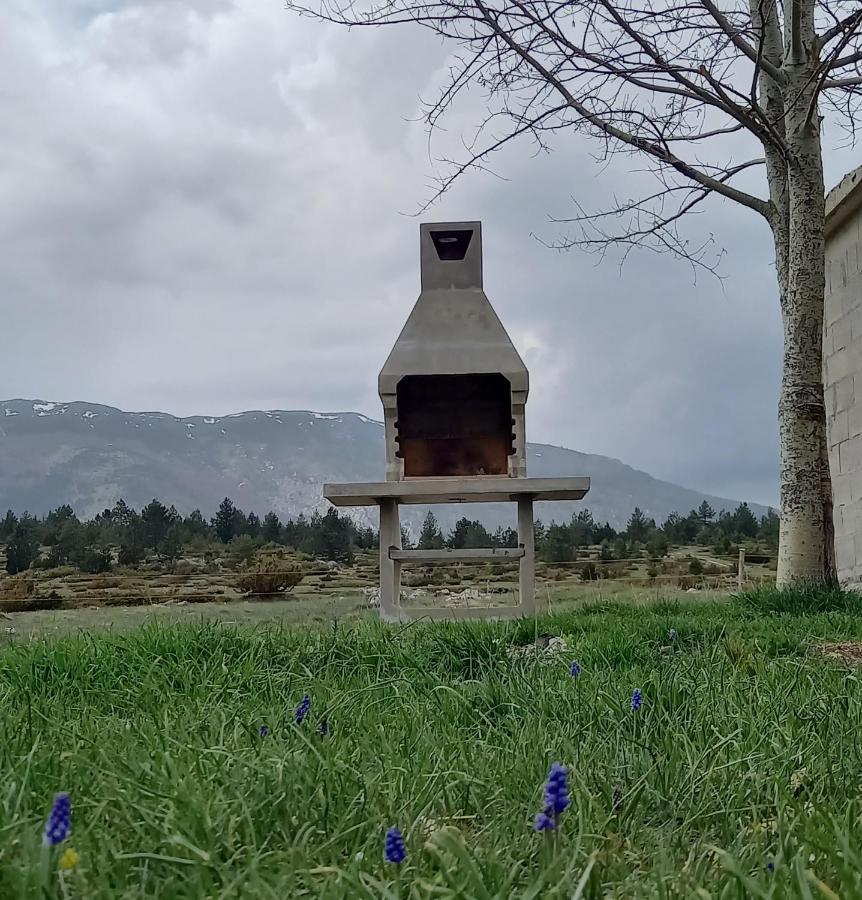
[430,229,473,261]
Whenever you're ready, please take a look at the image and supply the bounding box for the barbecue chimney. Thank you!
[379,222,528,481]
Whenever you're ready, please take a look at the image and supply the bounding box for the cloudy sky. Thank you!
[2,0,858,507]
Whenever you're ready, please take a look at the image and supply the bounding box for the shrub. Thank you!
[237,555,303,596]
[118,541,146,567]
[688,558,704,576]
[78,548,113,574]
[227,535,261,571]
[0,573,36,600]
[579,562,599,581]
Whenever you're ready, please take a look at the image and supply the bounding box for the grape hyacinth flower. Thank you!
[668,628,678,642]
[570,660,581,678]
[43,793,71,847]
[534,762,571,832]
[631,688,643,712]
[295,694,311,725]
[259,725,269,738]
[318,718,329,737]
[384,826,406,864]
[766,860,775,873]
[543,763,571,816]
[533,811,555,832]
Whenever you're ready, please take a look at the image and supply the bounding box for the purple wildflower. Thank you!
[570,660,581,678]
[318,718,329,737]
[43,793,71,847]
[259,725,269,738]
[534,812,555,831]
[631,688,643,712]
[766,860,775,873]
[295,694,311,725]
[384,827,406,864]
[543,762,571,815]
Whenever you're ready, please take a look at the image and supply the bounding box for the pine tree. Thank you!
[5,523,36,575]
[0,510,18,542]
[319,509,353,563]
[417,512,444,550]
[214,498,238,543]
[732,503,759,539]
[262,512,282,543]
[246,513,262,539]
[542,522,575,562]
[141,499,180,554]
[626,507,650,542]
[697,501,716,526]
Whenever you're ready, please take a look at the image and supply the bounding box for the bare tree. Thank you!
[288,0,862,586]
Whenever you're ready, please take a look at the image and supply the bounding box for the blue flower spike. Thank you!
[631,688,643,712]
[570,660,582,678]
[543,762,571,815]
[384,826,406,864]
[259,725,269,738]
[318,718,329,737]
[43,793,71,847]
[295,694,311,725]
[534,811,556,831]
[534,762,571,833]
[668,628,678,642]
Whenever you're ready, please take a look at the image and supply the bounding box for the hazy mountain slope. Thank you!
[0,399,769,531]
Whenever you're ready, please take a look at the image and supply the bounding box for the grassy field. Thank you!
[2,587,862,898]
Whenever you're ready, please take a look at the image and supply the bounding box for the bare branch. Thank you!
[699,0,785,83]
[473,0,771,217]
[819,6,862,45]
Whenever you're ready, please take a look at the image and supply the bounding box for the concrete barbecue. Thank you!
[324,221,590,620]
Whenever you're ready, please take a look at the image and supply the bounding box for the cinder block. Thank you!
[839,438,862,473]
[833,314,853,352]
[843,502,862,534]
[827,347,851,384]
[832,471,854,503]
[836,375,855,413]
[836,533,855,570]
[850,404,862,439]
[832,409,850,443]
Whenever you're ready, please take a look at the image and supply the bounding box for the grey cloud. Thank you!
[1,0,832,510]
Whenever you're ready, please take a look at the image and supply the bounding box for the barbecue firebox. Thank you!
[324,221,590,621]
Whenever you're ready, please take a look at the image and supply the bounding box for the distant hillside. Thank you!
[0,399,769,532]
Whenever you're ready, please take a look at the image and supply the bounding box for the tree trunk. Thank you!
[774,24,837,586]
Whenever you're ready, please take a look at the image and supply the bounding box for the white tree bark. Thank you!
[772,0,836,585]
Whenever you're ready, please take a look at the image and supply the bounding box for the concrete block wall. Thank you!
[825,166,862,583]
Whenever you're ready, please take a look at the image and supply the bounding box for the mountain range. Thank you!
[0,399,770,532]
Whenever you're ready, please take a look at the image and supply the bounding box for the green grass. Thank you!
[2,591,862,897]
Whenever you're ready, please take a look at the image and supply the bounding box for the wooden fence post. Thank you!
[737,548,746,590]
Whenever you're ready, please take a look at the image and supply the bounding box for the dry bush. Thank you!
[0,573,36,601]
[237,555,303,597]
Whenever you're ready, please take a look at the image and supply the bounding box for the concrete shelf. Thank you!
[389,547,526,562]
[322,476,590,507]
